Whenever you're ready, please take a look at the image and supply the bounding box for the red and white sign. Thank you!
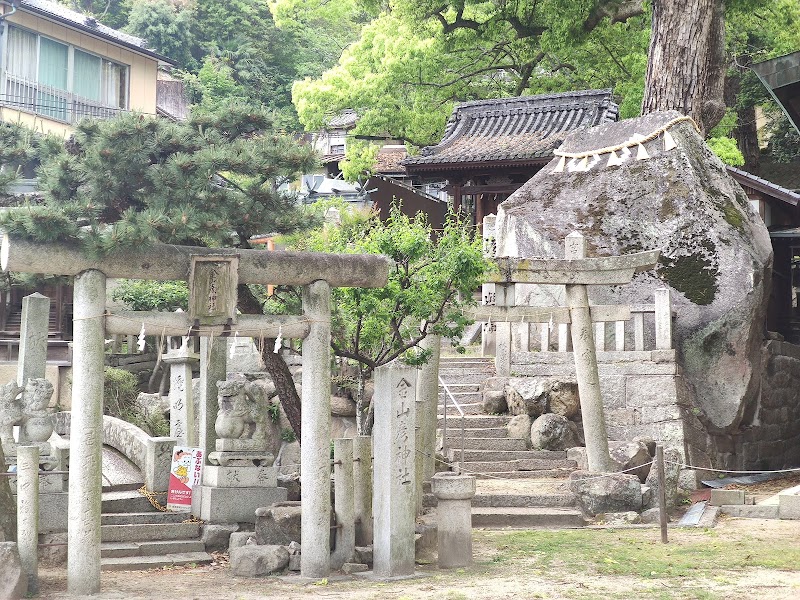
[166,446,203,512]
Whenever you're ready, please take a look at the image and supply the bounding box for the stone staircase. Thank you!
[436,355,584,528]
[99,491,213,570]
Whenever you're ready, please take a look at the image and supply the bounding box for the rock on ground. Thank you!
[598,511,641,525]
[530,414,579,451]
[507,414,532,448]
[331,395,357,417]
[228,531,256,553]
[202,523,239,552]
[505,378,579,419]
[570,471,643,516]
[255,502,301,546]
[482,390,507,414]
[229,545,289,577]
[0,542,27,600]
[609,441,652,483]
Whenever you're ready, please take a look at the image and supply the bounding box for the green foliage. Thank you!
[707,136,745,166]
[0,107,317,255]
[339,140,380,182]
[125,0,196,69]
[112,280,189,311]
[267,400,281,422]
[0,122,62,196]
[104,366,169,436]
[292,203,489,372]
[281,427,297,442]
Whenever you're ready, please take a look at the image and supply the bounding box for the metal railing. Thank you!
[439,374,466,474]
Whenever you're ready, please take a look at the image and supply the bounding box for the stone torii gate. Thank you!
[475,232,658,473]
[1,235,390,594]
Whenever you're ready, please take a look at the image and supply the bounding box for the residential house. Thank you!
[402,90,620,228]
[0,0,171,137]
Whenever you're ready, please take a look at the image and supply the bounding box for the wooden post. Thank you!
[656,445,668,543]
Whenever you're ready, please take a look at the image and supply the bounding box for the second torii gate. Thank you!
[478,232,659,472]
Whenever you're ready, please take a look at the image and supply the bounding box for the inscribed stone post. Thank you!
[163,344,198,447]
[373,361,417,579]
[198,336,226,463]
[494,284,513,377]
[67,269,106,596]
[482,215,497,357]
[564,233,612,473]
[331,438,355,570]
[17,293,50,388]
[16,445,39,595]
[415,334,440,515]
[300,280,332,579]
[352,436,373,546]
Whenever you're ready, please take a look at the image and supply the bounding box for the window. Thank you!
[1,24,129,123]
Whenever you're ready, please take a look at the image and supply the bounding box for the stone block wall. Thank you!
[511,350,699,460]
[703,340,800,471]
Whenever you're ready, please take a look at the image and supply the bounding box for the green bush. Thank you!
[112,280,189,311]
[104,367,169,437]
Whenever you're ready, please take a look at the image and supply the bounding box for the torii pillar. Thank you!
[491,232,659,472]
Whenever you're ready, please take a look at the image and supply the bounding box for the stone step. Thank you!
[454,458,577,473]
[441,427,509,439]
[101,490,160,514]
[447,449,568,462]
[473,470,572,479]
[101,523,202,543]
[437,415,511,428]
[101,551,213,571]
[441,438,527,452]
[423,492,575,509]
[471,507,586,529]
[101,512,190,526]
[440,400,484,415]
[101,539,206,558]
[436,383,481,393]
[440,357,495,364]
[438,372,493,384]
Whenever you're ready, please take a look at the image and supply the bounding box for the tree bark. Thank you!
[724,68,761,173]
[262,343,302,441]
[0,441,16,541]
[641,0,727,135]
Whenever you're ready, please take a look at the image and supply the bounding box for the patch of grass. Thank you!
[483,528,800,579]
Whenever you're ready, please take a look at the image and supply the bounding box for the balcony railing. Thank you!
[1,74,125,124]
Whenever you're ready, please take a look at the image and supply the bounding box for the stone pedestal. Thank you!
[17,293,49,389]
[432,472,475,569]
[373,361,417,579]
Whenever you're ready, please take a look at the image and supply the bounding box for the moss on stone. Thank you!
[658,247,719,306]
[721,200,745,233]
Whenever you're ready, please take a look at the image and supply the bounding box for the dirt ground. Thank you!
[36,517,800,600]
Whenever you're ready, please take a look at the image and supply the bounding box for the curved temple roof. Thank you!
[403,89,619,170]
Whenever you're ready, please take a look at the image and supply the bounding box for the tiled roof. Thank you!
[403,89,618,169]
[727,166,800,206]
[325,109,358,130]
[15,0,172,63]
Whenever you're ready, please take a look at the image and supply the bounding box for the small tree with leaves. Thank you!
[272,204,489,434]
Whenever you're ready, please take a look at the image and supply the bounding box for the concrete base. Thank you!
[709,489,745,506]
[352,570,434,582]
[192,486,287,523]
[718,504,779,519]
[778,494,800,519]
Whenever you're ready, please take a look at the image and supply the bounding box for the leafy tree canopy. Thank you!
[0,106,317,255]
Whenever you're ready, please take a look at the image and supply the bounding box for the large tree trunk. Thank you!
[0,441,15,541]
[725,67,761,173]
[641,0,727,135]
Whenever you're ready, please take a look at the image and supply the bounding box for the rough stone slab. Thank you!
[100,523,202,543]
[469,493,576,509]
[0,543,27,600]
[100,551,213,571]
[778,494,800,519]
[470,507,585,528]
[203,466,278,488]
[342,562,369,574]
[718,504,779,519]
[230,545,289,577]
[201,524,239,552]
[101,512,187,526]
[709,489,745,506]
[194,485,287,524]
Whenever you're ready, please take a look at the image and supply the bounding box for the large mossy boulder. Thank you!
[495,111,772,437]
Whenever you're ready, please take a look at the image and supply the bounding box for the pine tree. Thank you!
[0,104,317,255]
